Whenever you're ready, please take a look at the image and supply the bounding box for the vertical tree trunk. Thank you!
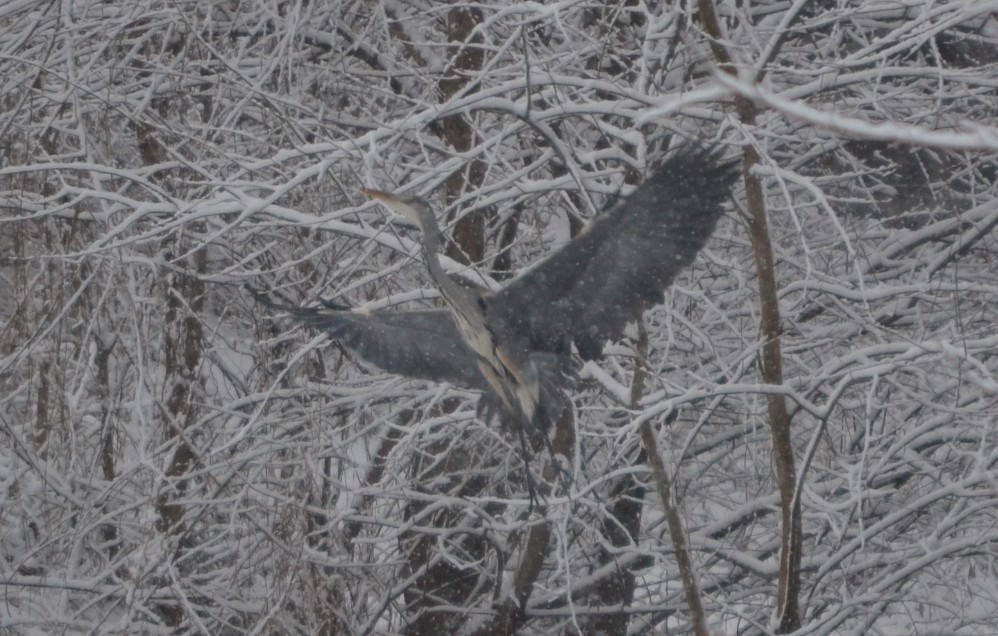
[398,6,499,632]
[95,336,119,560]
[33,360,50,456]
[401,443,495,636]
[587,325,650,636]
[437,4,488,266]
[133,114,208,627]
[693,1,802,630]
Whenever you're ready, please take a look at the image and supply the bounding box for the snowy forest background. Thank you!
[2,1,998,634]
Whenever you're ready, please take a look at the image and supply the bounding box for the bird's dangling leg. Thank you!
[539,431,573,496]
[528,402,574,496]
[514,419,543,513]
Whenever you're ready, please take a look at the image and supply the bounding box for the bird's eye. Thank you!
[477,298,487,311]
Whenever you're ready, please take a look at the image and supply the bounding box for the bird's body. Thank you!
[257,146,738,433]
[362,188,544,428]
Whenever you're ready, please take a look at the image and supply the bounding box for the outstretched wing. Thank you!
[488,146,738,359]
[251,291,488,391]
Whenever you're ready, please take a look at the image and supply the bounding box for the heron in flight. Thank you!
[255,146,738,433]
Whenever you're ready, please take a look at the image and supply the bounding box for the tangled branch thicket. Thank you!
[1,1,997,634]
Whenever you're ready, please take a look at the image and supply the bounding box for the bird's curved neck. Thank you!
[412,209,480,317]
[411,215,460,301]
[415,213,444,255]
[423,241,466,307]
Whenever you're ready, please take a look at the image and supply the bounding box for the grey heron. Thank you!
[254,146,738,433]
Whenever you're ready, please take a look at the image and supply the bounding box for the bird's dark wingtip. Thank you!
[668,142,739,174]
[245,284,285,310]
[319,298,351,311]
[646,142,741,205]
[246,285,350,315]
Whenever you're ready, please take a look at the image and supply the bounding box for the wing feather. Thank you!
[488,147,738,359]
[253,291,488,391]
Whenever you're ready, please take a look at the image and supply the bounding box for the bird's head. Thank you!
[361,189,434,227]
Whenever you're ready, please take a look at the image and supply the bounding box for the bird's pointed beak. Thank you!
[360,188,394,204]
[361,188,419,223]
